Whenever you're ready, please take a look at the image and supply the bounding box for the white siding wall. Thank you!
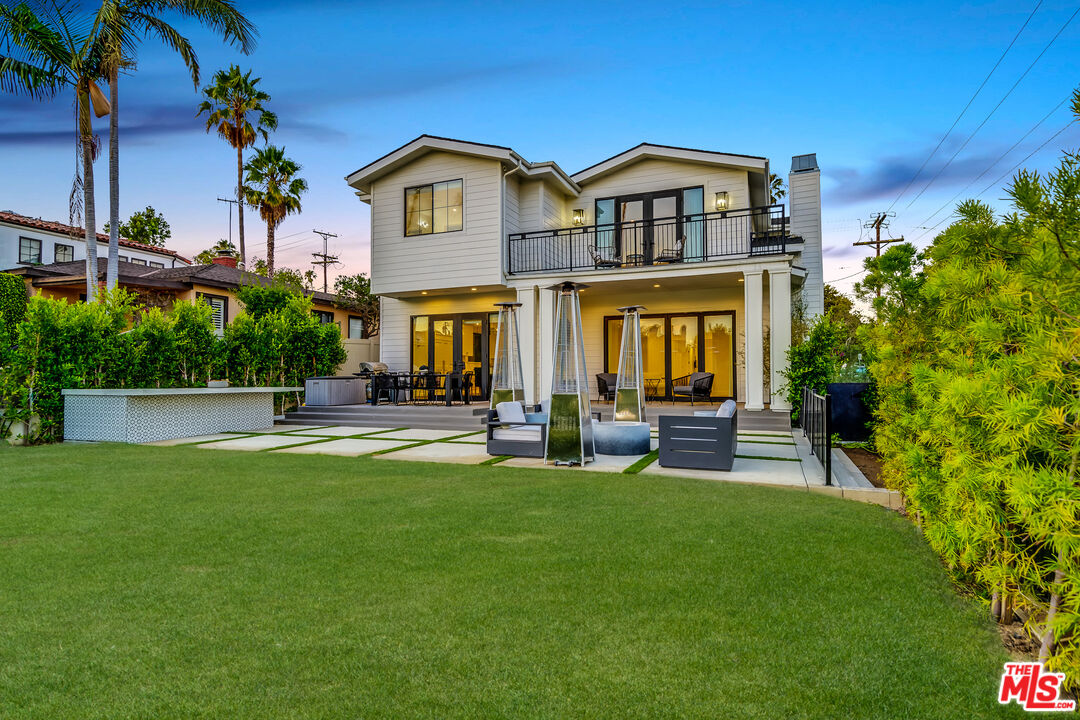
[789,168,824,319]
[378,290,516,371]
[518,179,540,232]
[568,159,751,227]
[0,223,187,269]
[369,151,503,295]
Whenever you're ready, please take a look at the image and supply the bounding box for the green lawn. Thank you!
[0,444,1022,719]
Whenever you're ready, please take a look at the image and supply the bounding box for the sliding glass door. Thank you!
[411,313,494,400]
[604,310,735,400]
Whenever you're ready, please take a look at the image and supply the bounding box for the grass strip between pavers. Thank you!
[257,436,344,452]
[623,450,659,474]
[480,455,512,465]
[735,454,802,462]
[739,439,797,446]
[158,434,256,447]
[369,439,436,456]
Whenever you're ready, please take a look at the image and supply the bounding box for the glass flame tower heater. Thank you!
[614,305,647,422]
[490,302,525,409]
[545,282,594,465]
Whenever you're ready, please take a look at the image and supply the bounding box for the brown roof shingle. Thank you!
[0,210,192,264]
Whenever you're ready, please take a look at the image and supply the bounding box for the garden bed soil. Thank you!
[841,446,884,487]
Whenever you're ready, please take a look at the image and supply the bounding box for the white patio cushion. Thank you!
[496,401,526,424]
[717,399,737,418]
[493,426,542,442]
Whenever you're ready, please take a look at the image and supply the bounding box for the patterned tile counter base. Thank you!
[61,387,302,444]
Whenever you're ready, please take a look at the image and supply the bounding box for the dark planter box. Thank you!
[826,382,872,441]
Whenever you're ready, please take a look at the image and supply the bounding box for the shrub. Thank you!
[781,315,842,422]
[0,272,28,338]
[861,106,1080,690]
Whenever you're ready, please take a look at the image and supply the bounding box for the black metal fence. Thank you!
[506,204,792,275]
[801,386,832,486]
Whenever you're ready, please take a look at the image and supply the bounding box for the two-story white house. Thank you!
[1,210,191,272]
[345,136,822,412]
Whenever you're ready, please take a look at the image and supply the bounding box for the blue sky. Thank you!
[2,0,1078,296]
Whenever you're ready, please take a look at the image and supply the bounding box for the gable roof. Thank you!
[570,143,768,184]
[0,210,192,264]
[345,135,580,197]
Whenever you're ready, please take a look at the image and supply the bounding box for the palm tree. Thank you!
[95,0,256,290]
[769,173,786,203]
[242,145,306,278]
[0,0,110,302]
[198,65,276,268]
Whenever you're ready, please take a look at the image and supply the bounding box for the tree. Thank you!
[334,272,379,337]
[769,173,786,203]
[104,204,171,246]
[95,0,255,290]
[242,145,306,279]
[197,65,277,268]
[194,238,236,264]
[1,0,109,302]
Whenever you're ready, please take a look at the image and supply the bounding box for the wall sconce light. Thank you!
[572,208,585,226]
[714,191,729,212]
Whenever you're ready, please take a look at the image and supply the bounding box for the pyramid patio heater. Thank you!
[545,282,594,465]
[614,305,647,423]
[490,301,525,409]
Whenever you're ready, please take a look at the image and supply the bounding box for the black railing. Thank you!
[506,204,792,275]
[801,387,833,486]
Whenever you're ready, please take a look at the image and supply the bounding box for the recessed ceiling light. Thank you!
[421,291,428,295]
[653,283,660,288]
[737,278,744,283]
[470,287,477,291]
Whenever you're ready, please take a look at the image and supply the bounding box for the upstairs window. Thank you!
[405,179,462,236]
[129,257,147,266]
[54,243,74,263]
[148,261,164,268]
[19,237,41,264]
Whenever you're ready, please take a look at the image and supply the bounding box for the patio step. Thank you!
[282,405,482,431]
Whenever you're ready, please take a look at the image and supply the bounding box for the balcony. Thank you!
[506,204,795,276]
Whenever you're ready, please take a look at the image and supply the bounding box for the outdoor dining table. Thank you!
[361,372,469,406]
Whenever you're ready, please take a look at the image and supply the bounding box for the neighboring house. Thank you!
[4,250,378,368]
[1,210,191,269]
[346,135,824,411]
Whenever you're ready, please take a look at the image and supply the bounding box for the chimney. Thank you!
[789,154,824,319]
[211,247,238,268]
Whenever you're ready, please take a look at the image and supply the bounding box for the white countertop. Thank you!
[62,387,303,396]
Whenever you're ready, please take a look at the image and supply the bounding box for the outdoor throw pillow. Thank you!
[717,399,737,418]
[496,401,527,425]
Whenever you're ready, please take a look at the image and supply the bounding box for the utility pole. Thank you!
[854,212,903,298]
[217,197,239,247]
[311,229,339,293]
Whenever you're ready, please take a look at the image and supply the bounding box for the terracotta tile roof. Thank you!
[0,210,192,264]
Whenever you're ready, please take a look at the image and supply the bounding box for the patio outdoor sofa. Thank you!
[658,400,738,471]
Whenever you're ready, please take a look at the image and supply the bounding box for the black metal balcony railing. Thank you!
[506,204,793,275]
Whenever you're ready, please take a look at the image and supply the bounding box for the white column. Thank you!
[743,270,764,411]
[515,285,537,406]
[537,287,555,402]
[769,268,792,412]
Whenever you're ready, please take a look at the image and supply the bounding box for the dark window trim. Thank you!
[602,309,737,401]
[408,311,496,399]
[403,178,464,237]
[348,314,368,339]
[196,292,229,327]
[594,184,704,224]
[313,309,335,325]
[18,236,42,265]
[54,242,74,263]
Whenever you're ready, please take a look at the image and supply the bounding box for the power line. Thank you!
[904,4,1080,210]
[911,117,1079,243]
[854,213,904,298]
[274,234,318,252]
[887,0,1043,212]
[914,92,1074,228]
[827,268,869,284]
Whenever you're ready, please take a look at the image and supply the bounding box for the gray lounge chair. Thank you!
[486,401,547,458]
[658,401,737,471]
[671,371,714,405]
